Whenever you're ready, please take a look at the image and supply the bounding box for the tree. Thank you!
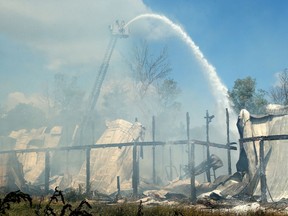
[53,73,85,113]
[127,40,172,98]
[269,68,288,105]
[101,83,131,120]
[51,73,85,126]
[228,76,268,115]
[157,78,181,108]
[0,103,46,135]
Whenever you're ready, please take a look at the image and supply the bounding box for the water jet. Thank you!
[126,13,232,114]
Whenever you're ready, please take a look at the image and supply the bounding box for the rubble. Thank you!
[1,108,288,214]
[9,127,62,185]
[237,109,288,201]
[72,119,145,194]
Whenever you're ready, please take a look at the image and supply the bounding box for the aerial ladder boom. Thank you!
[74,20,128,145]
[88,36,117,113]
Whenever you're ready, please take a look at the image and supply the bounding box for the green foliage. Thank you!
[0,190,32,215]
[51,73,85,127]
[53,73,85,113]
[158,79,181,108]
[228,76,268,115]
[2,189,286,216]
[137,200,143,216]
[41,187,92,216]
[44,187,65,215]
[67,200,92,216]
[101,84,131,120]
[64,188,87,203]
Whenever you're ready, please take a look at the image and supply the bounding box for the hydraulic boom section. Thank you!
[76,20,129,145]
[88,20,128,113]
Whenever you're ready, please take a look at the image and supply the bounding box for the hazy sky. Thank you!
[1,0,287,115]
[0,0,148,108]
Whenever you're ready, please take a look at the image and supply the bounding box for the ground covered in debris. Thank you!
[4,198,288,215]
[1,189,288,215]
[128,195,288,215]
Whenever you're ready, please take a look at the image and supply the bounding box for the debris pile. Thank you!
[1,108,288,214]
[72,119,144,194]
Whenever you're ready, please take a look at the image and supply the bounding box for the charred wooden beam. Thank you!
[172,140,237,150]
[204,110,214,183]
[44,151,50,194]
[117,176,121,196]
[152,116,156,184]
[259,139,267,203]
[226,108,232,175]
[86,148,91,194]
[169,146,173,181]
[132,142,138,197]
[240,134,288,143]
[187,112,196,204]
[0,140,237,155]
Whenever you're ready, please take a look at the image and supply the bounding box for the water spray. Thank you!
[126,13,232,112]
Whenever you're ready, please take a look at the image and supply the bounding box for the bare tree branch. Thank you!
[270,69,288,105]
[128,41,172,98]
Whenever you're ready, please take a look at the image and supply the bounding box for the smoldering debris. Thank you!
[1,107,288,215]
[0,119,146,196]
[72,119,145,194]
[0,127,62,193]
[182,154,223,179]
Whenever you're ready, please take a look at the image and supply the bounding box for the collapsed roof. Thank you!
[72,119,144,194]
[236,109,288,201]
[0,120,145,194]
[2,109,287,202]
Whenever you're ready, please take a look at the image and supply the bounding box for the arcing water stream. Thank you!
[126,14,232,113]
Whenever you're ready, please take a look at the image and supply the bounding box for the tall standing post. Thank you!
[92,121,95,145]
[152,116,156,184]
[169,146,173,181]
[117,176,121,197]
[187,112,196,203]
[260,139,267,203]
[132,141,138,197]
[226,108,232,175]
[86,148,91,194]
[204,110,214,183]
[45,151,50,194]
[187,112,191,171]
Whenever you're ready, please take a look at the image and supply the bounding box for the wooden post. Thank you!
[187,112,196,203]
[213,168,216,180]
[226,108,232,175]
[92,121,95,145]
[169,146,173,181]
[260,139,267,203]
[117,176,121,196]
[132,142,138,197]
[86,148,91,194]
[187,112,191,166]
[205,110,211,182]
[45,151,50,194]
[152,116,156,184]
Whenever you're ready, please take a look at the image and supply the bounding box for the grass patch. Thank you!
[0,189,286,215]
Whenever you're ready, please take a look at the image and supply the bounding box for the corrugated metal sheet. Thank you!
[0,137,25,190]
[73,119,144,194]
[8,126,62,185]
[0,153,10,188]
[238,109,288,201]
